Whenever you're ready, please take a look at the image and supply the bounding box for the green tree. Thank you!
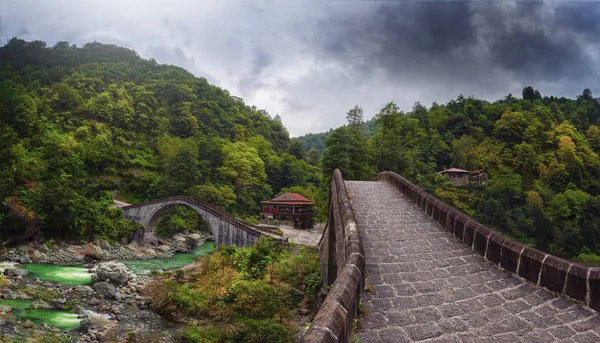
[218,141,271,213]
[286,138,305,160]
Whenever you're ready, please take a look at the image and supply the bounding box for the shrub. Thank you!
[178,325,220,343]
[272,248,321,303]
[225,279,282,319]
[234,319,293,343]
[232,237,277,279]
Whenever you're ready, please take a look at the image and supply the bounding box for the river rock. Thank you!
[3,268,29,277]
[92,262,132,285]
[93,239,111,251]
[157,245,170,252]
[2,289,14,299]
[17,255,29,264]
[127,240,140,251]
[88,298,100,306]
[92,282,120,301]
[22,320,33,328]
[173,234,187,242]
[73,285,94,295]
[28,249,46,262]
[53,298,67,310]
[189,233,201,240]
[84,243,104,260]
[80,312,111,334]
[0,305,12,313]
[29,299,53,309]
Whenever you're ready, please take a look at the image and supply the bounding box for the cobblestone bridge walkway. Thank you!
[347,181,600,343]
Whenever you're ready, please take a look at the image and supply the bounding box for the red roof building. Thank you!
[261,192,315,229]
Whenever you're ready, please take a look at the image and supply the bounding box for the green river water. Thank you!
[0,299,81,330]
[3,241,216,331]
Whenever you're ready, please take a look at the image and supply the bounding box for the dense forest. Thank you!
[1,38,599,265]
[0,38,320,243]
[306,90,600,264]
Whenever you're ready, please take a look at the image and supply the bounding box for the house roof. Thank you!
[262,192,314,205]
[435,168,471,175]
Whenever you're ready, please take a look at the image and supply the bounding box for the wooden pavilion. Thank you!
[261,192,315,229]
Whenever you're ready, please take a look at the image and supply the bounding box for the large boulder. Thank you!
[92,262,132,286]
[27,249,46,262]
[84,243,104,260]
[131,228,158,246]
[92,282,120,300]
[3,268,29,277]
[92,238,111,251]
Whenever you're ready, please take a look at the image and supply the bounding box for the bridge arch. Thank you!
[144,200,222,243]
[121,196,285,247]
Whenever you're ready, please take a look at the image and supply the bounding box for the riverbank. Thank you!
[0,232,210,265]
[0,232,214,342]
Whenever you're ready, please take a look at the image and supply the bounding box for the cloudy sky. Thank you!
[1,1,600,136]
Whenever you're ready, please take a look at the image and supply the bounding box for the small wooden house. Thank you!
[261,192,315,229]
[471,169,489,185]
[436,168,471,186]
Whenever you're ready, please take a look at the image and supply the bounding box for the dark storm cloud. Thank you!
[555,2,600,36]
[314,1,598,84]
[488,28,590,80]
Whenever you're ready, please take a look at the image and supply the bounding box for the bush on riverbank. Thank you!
[145,237,320,343]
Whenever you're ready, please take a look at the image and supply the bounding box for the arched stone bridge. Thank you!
[121,196,287,247]
[303,170,600,343]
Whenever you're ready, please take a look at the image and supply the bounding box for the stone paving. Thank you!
[347,181,600,343]
[279,223,324,246]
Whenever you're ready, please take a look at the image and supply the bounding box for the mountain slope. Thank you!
[0,38,319,242]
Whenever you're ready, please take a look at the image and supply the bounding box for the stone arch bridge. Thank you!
[303,170,600,343]
[121,196,286,247]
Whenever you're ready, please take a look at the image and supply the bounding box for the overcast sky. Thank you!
[1,1,600,136]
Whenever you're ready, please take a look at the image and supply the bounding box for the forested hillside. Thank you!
[297,119,376,155]
[0,38,319,242]
[323,93,600,264]
[2,38,599,265]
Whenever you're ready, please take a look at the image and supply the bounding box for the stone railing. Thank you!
[302,169,365,343]
[376,171,600,312]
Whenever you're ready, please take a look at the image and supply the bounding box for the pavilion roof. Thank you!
[261,192,314,205]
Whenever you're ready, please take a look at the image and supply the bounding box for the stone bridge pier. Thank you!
[121,196,286,247]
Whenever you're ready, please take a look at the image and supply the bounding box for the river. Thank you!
[0,241,216,339]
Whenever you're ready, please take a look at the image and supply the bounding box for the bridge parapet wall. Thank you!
[303,169,365,343]
[377,171,600,312]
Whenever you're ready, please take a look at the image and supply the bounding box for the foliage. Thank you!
[298,88,600,262]
[146,237,320,343]
[154,206,210,238]
[0,38,322,242]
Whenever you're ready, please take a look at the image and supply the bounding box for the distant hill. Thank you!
[297,119,376,154]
